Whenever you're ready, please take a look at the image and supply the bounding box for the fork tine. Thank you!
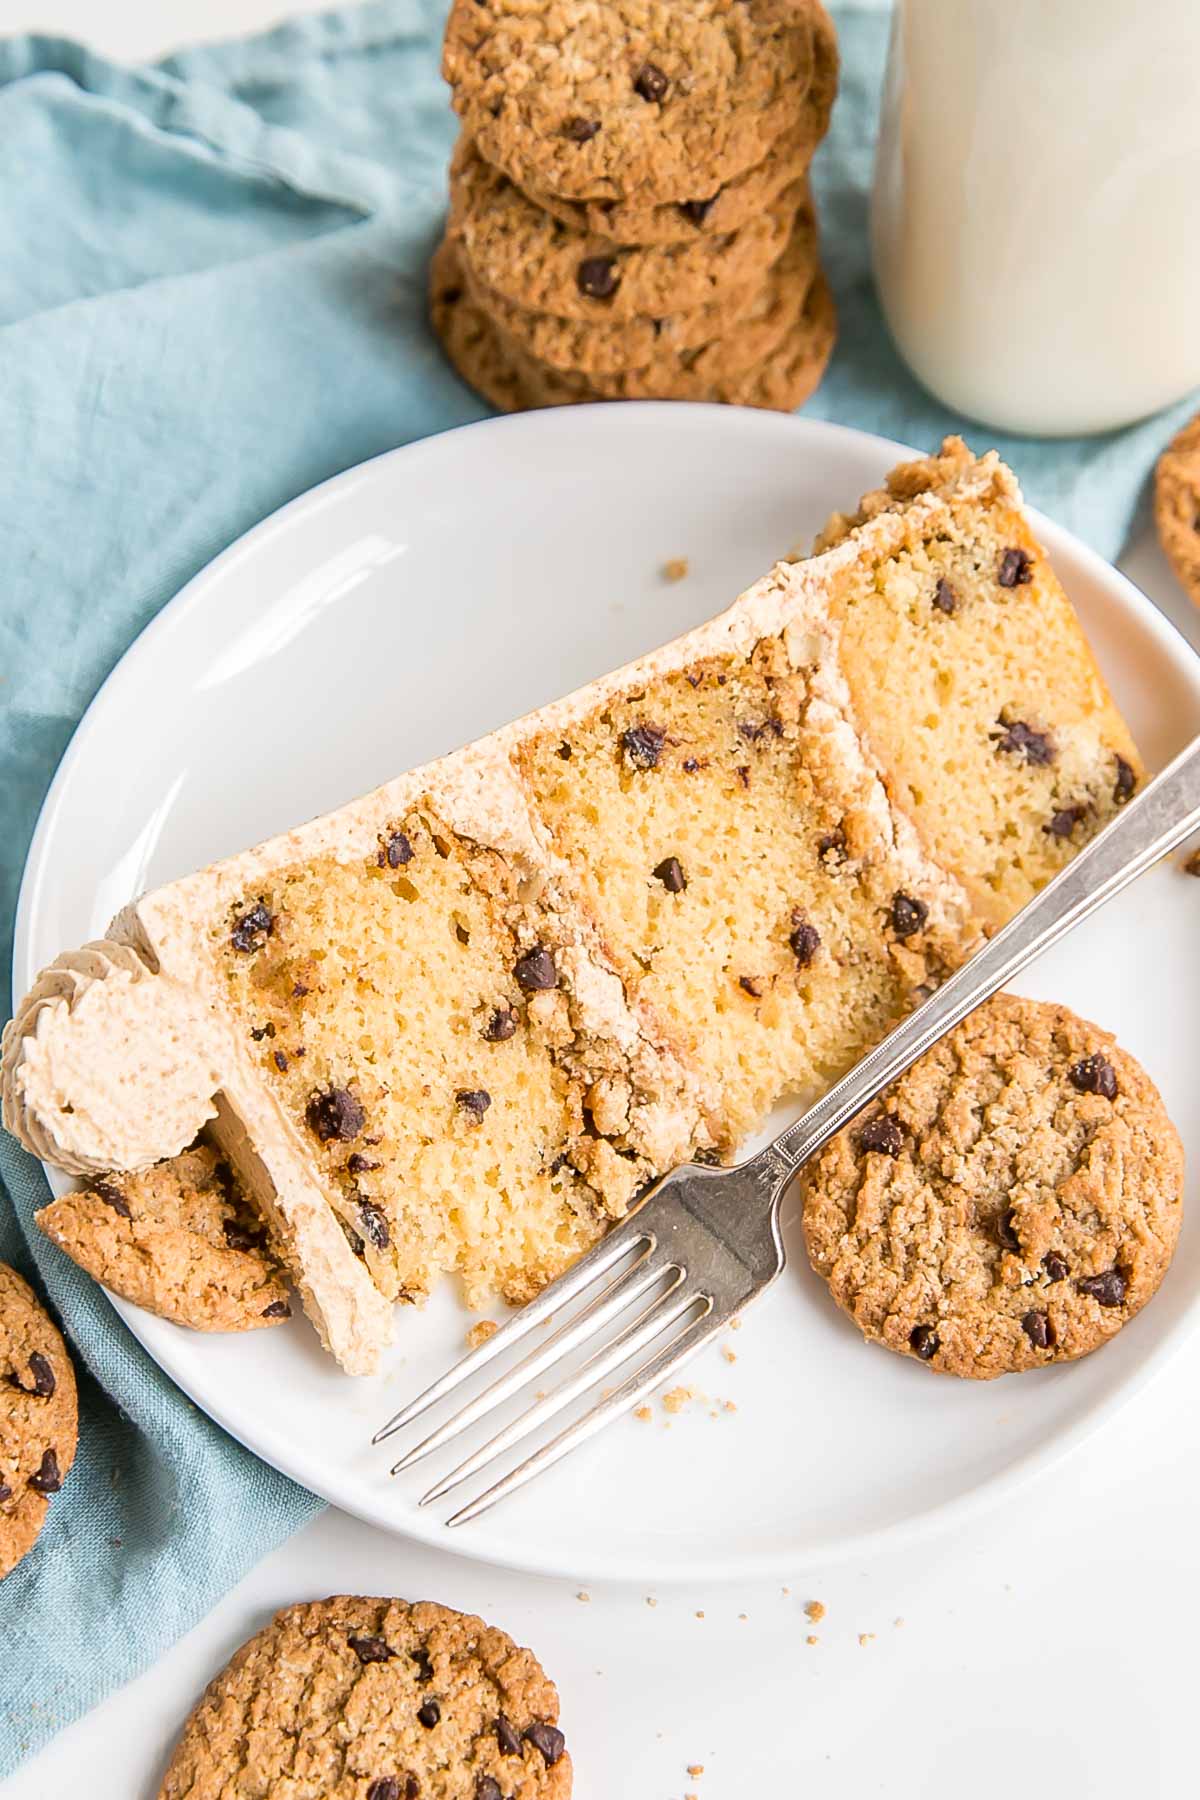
[371,1210,656,1444]
[444,1297,732,1527]
[423,1281,707,1508]
[389,1250,682,1475]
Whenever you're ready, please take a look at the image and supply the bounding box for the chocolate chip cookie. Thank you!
[443,0,828,207]
[449,135,803,322]
[1155,412,1200,607]
[36,1142,292,1333]
[473,194,816,376]
[0,1263,78,1578]
[158,1595,572,1799]
[801,994,1183,1379]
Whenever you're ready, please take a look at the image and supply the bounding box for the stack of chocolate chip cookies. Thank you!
[431,0,839,414]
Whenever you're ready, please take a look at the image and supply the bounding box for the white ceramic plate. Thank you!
[15,407,1200,1585]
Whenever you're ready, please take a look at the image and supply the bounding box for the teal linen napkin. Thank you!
[0,1,1193,1774]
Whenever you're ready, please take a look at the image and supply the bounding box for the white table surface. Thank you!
[6,4,1200,1797]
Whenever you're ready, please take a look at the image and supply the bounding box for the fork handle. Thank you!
[752,731,1200,1189]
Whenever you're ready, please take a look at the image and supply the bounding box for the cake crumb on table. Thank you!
[576,1590,590,1603]
[894,1617,905,1628]
[721,1344,737,1363]
[663,1385,693,1413]
[806,1635,819,1646]
[634,1404,653,1422]
[645,1595,657,1608]
[804,1600,826,1624]
[466,1318,498,1349]
[694,1610,705,1620]
[858,1633,876,1647]
[687,1765,705,1778]
[662,557,690,583]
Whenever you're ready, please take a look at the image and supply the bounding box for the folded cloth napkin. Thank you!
[0,0,1194,1775]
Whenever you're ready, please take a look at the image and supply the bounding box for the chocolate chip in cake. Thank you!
[524,1722,566,1766]
[417,1700,441,1729]
[577,255,620,299]
[410,1647,434,1684]
[738,976,763,998]
[90,1180,131,1219]
[348,1633,394,1664]
[456,1088,492,1124]
[6,1352,56,1398]
[475,1779,503,1800]
[859,1114,904,1157]
[1022,1309,1055,1348]
[818,827,848,865]
[1078,1268,1126,1307]
[230,901,273,954]
[653,856,687,893]
[358,1199,391,1250]
[737,716,783,743]
[347,1153,380,1174]
[932,578,958,615]
[621,723,666,769]
[1113,756,1137,806]
[990,718,1055,765]
[680,195,717,224]
[496,1715,522,1758]
[633,61,670,102]
[223,1218,264,1251]
[1046,804,1088,839]
[890,892,928,939]
[1043,1250,1070,1283]
[556,741,572,759]
[998,548,1033,588]
[735,765,750,789]
[482,1007,517,1042]
[514,946,556,990]
[564,115,600,142]
[1068,1054,1118,1099]
[249,1023,275,1041]
[307,1086,365,1141]
[261,1300,292,1319]
[29,1448,61,1494]
[996,1208,1022,1251]
[273,1049,289,1072]
[366,1781,401,1800]
[909,1324,939,1360]
[379,830,414,870]
[0,1483,11,1503]
[789,915,820,966]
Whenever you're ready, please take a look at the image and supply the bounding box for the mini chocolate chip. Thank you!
[348,1633,394,1664]
[347,1153,380,1174]
[890,892,928,939]
[367,1782,401,1800]
[6,1352,56,1398]
[223,1218,263,1251]
[250,1023,275,1041]
[1078,1268,1126,1307]
[307,1086,365,1142]
[556,741,572,759]
[653,856,687,893]
[737,716,783,742]
[417,1699,441,1729]
[682,756,700,772]
[1022,1309,1055,1349]
[621,723,666,769]
[90,1180,131,1219]
[496,1715,522,1757]
[29,1448,61,1494]
[404,1782,419,1800]
[293,981,310,997]
[483,1007,518,1041]
[1046,804,1087,839]
[1113,756,1136,806]
[261,1300,292,1319]
[909,1324,939,1360]
[932,578,958,615]
[738,976,763,998]
[859,1114,904,1157]
[998,547,1034,588]
[990,718,1055,765]
[524,1722,566,1767]
[633,61,670,102]
[230,901,273,953]
[475,1780,502,1800]
[818,828,848,864]
[514,946,556,990]
[789,915,820,966]
[273,1049,289,1073]
[564,116,600,142]
[1043,1250,1070,1282]
[680,195,716,224]
[997,1208,1022,1251]
[735,765,750,788]
[410,1647,434,1684]
[456,1088,492,1123]
[1068,1054,1118,1099]
[358,1199,390,1250]
[380,830,414,869]
[577,255,620,299]
[0,1483,10,1503]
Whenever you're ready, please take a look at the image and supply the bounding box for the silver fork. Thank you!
[374,733,1200,1525]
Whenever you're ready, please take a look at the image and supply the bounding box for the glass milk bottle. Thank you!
[871,0,1200,436]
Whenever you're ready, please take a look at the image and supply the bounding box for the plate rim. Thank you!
[14,402,1200,1585]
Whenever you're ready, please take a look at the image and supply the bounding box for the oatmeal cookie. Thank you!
[1155,411,1200,606]
[0,1263,78,1578]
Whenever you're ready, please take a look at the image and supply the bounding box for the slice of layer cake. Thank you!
[1,442,1143,1373]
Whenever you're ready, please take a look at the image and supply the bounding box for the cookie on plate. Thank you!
[0,1263,78,1579]
[1155,412,1200,606]
[801,994,1183,1379]
[158,1595,572,1799]
[36,1142,292,1333]
[443,0,826,207]
[449,135,802,322]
